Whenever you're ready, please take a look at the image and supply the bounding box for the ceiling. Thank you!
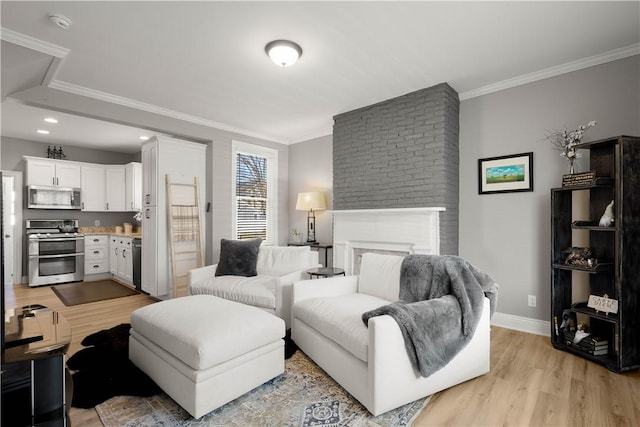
[1,1,639,152]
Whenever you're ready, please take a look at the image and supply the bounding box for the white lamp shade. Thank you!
[265,40,302,67]
[296,192,326,211]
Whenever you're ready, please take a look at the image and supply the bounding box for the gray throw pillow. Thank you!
[215,238,262,277]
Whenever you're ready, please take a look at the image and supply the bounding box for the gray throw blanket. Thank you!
[362,255,499,378]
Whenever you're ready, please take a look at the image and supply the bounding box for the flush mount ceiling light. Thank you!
[44,117,58,124]
[49,14,72,30]
[265,40,302,67]
[37,129,50,135]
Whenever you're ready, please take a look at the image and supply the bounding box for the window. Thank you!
[232,141,278,245]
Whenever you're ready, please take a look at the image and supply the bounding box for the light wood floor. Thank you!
[6,283,640,426]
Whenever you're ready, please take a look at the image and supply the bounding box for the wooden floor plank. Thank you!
[5,282,640,426]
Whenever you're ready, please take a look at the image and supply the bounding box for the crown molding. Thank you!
[290,128,334,145]
[0,27,69,58]
[459,44,640,101]
[47,80,290,145]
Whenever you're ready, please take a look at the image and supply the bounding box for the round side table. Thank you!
[307,267,346,279]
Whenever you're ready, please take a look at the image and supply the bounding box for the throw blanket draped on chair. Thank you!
[362,255,499,378]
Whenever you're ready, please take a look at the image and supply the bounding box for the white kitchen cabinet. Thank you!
[141,206,157,295]
[109,236,118,275]
[110,235,133,284]
[84,235,110,275]
[81,164,106,211]
[25,157,81,187]
[117,237,134,284]
[141,136,205,298]
[125,162,142,211]
[105,166,126,211]
[141,143,157,206]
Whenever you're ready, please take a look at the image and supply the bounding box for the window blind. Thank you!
[236,153,268,240]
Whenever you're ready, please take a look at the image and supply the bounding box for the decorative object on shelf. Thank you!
[478,152,533,194]
[47,145,67,159]
[563,247,593,267]
[598,200,614,227]
[296,191,326,243]
[588,293,619,315]
[543,120,596,174]
[290,228,304,244]
[562,171,596,188]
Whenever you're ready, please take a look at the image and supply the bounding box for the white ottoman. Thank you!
[129,294,285,418]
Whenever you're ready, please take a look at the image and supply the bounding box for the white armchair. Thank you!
[291,252,491,416]
[188,245,320,327]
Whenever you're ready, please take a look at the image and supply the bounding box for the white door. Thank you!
[2,175,15,285]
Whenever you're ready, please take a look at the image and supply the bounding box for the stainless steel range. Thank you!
[27,219,84,287]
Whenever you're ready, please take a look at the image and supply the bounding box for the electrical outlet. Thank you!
[528,295,536,307]
[94,219,100,226]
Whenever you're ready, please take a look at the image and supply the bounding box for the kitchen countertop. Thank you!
[80,226,142,238]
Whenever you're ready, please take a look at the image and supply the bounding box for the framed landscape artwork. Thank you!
[478,152,533,194]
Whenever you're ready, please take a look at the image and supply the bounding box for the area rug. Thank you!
[96,351,428,427]
[52,280,139,306]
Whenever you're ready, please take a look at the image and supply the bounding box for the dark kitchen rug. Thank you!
[51,280,139,306]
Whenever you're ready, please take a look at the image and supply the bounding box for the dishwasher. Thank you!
[132,238,142,291]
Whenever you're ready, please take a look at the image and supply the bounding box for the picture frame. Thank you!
[478,152,533,194]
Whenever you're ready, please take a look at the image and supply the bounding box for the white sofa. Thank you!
[291,253,491,416]
[188,245,320,327]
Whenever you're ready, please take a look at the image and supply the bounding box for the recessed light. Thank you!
[44,117,58,124]
[37,130,50,135]
[139,136,149,141]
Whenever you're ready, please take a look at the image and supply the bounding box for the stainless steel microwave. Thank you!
[27,185,81,209]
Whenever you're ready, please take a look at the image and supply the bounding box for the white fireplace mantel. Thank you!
[330,207,445,274]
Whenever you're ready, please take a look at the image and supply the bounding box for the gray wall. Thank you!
[332,83,460,255]
[288,135,333,246]
[288,55,639,323]
[459,55,640,322]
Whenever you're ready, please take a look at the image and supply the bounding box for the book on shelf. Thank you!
[574,341,608,352]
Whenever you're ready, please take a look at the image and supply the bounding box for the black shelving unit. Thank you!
[551,135,640,372]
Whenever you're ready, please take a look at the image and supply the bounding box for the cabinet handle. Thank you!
[122,249,127,258]
[93,265,99,268]
[93,250,100,254]
[56,177,59,185]
[115,248,119,256]
[131,201,134,210]
[106,202,109,210]
[145,194,150,204]
[145,209,150,219]
[82,202,85,210]
[93,238,99,242]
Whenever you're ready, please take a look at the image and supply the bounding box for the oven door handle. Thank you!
[29,253,85,259]
[32,237,84,242]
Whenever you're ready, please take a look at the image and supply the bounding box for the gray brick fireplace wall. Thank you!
[332,83,459,254]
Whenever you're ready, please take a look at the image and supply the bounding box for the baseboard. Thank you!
[491,311,550,337]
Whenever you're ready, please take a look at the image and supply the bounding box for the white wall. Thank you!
[288,135,333,245]
[459,55,640,324]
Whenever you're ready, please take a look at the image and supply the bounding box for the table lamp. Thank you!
[296,192,326,243]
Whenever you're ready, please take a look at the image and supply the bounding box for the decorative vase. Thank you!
[569,157,576,175]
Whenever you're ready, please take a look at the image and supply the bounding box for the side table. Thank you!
[307,267,346,279]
